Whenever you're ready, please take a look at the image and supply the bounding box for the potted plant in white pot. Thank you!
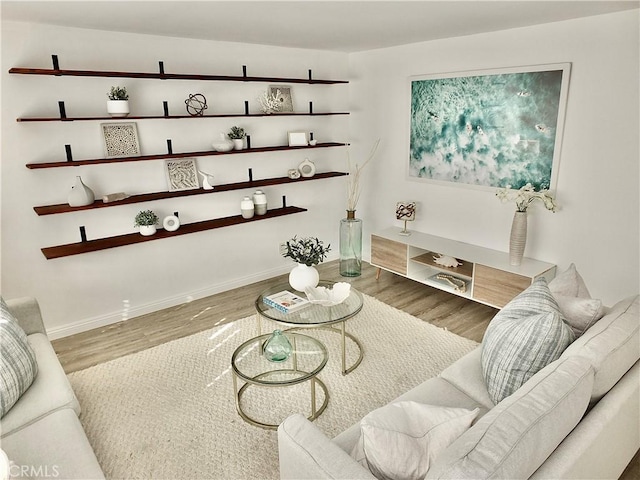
[283,236,331,291]
[228,126,246,150]
[107,86,129,117]
[134,210,159,236]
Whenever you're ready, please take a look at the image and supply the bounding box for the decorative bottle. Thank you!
[68,176,95,207]
[240,196,255,219]
[263,330,293,362]
[340,210,363,277]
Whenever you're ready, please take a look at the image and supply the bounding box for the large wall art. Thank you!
[409,63,571,190]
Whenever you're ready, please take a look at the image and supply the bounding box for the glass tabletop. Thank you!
[255,281,364,326]
[231,332,328,385]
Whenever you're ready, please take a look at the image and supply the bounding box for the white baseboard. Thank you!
[47,264,294,340]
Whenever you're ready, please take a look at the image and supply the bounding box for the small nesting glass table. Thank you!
[231,332,329,430]
[255,281,364,375]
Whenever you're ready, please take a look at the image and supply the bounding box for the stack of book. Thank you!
[263,290,310,314]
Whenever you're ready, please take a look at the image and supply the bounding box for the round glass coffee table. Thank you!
[255,281,364,374]
[231,332,329,430]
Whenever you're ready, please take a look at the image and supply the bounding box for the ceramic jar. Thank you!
[240,196,255,219]
[253,190,267,215]
[139,225,157,236]
[232,138,244,151]
[68,176,95,207]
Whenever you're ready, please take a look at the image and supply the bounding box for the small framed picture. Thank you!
[269,85,293,112]
[101,122,141,158]
[165,158,200,192]
[288,131,308,147]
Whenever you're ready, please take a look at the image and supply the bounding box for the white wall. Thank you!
[350,10,639,306]
[1,22,350,336]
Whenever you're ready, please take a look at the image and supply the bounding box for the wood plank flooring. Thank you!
[51,259,638,478]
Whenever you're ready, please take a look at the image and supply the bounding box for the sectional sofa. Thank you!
[0,297,104,479]
[278,268,639,479]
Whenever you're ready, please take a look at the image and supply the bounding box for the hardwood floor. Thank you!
[51,260,638,478]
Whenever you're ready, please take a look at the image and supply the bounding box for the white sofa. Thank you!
[1,297,104,480]
[278,290,640,479]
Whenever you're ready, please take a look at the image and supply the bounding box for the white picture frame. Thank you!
[269,85,293,112]
[164,158,200,192]
[101,122,141,158]
[288,131,308,147]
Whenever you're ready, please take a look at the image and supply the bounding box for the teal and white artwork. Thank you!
[409,64,570,190]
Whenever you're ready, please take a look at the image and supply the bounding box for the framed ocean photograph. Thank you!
[408,63,571,191]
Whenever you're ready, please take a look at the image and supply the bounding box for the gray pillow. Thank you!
[481,278,574,404]
[1,297,38,417]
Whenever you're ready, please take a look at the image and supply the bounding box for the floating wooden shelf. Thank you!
[34,171,347,215]
[41,206,307,259]
[411,252,474,279]
[17,112,350,122]
[9,67,348,85]
[26,142,347,169]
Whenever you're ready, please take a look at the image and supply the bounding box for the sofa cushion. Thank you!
[334,376,489,454]
[350,402,479,480]
[0,333,80,437]
[426,356,595,480]
[481,278,575,404]
[548,264,606,337]
[560,294,639,402]
[1,407,104,479]
[1,298,38,418]
[439,347,495,409]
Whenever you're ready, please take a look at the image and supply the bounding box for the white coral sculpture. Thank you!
[258,89,281,114]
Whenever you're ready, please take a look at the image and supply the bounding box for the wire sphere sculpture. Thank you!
[185,93,208,116]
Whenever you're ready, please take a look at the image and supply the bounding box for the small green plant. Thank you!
[283,236,331,266]
[108,86,129,101]
[228,126,246,139]
[134,210,159,227]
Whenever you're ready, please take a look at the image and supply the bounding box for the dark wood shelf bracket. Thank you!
[52,54,60,71]
[58,101,67,119]
[163,101,169,117]
[65,145,73,162]
[166,139,173,155]
[79,226,87,242]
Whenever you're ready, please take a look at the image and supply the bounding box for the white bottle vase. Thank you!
[253,190,268,215]
[509,211,528,266]
[68,176,95,207]
[298,158,316,178]
[240,196,255,219]
[106,100,130,118]
[288,263,320,292]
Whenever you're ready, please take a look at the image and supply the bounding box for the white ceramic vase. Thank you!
[232,138,244,150]
[253,190,267,215]
[106,100,130,117]
[68,176,95,207]
[139,225,157,236]
[240,196,255,219]
[509,211,527,266]
[288,263,320,292]
[298,158,316,178]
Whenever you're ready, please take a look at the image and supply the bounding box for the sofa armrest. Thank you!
[278,414,375,480]
[5,297,46,336]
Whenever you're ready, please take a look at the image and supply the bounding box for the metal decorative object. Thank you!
[396,201,416,236]
[185,93,208,116]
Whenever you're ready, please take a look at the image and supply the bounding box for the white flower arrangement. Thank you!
[496,183,558,213]
[346,140,380,212]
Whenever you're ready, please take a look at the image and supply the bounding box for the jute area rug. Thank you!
[69,294,478,480]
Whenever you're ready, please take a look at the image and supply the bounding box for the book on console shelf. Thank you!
[263,290,311,313]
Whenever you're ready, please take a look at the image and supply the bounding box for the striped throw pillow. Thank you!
[1,297,38,417]
[481,278,575,404]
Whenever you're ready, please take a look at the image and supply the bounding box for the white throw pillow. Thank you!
[549,264,606,337]
[350,401,479,480]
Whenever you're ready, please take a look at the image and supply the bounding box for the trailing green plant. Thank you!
[134,210,159,227]
[228,126,246,139]
[283,236,331,266]
[108,86,129,101]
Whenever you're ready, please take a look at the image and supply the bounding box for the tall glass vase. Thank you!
[340,210,363,277]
